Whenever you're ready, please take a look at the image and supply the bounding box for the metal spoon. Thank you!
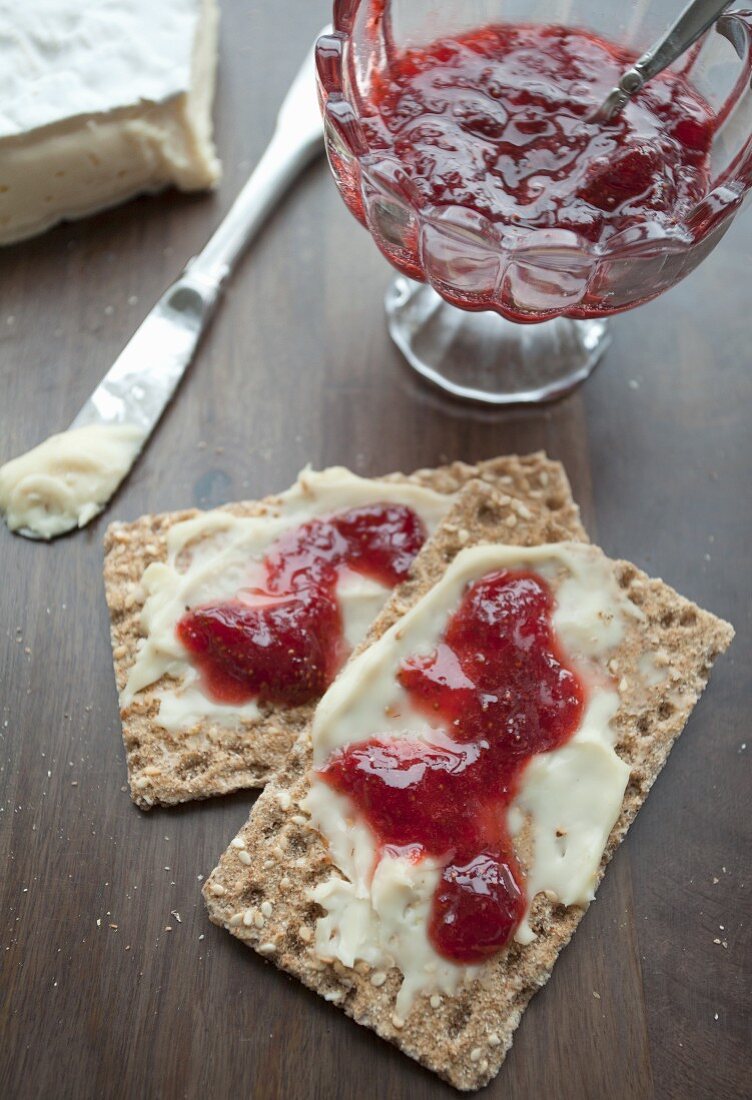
[0,26,328,540]
[592,0,733,122]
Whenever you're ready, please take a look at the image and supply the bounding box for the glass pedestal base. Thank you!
[385,276,610,404]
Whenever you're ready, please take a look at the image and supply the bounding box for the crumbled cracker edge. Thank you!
[103,453,583,809]
[202,479,733,1092]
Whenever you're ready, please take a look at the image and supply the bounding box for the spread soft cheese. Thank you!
[0,0,220,245]
[302,543,638,1016]
[0,423,144,538]
[122,467,454,728]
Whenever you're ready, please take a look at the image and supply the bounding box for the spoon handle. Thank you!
[595,0,733,121]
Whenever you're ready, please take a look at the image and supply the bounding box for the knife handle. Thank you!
[188,125,323,290]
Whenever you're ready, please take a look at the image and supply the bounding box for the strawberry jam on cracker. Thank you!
[320,570,585,962]
[177,504,426,706]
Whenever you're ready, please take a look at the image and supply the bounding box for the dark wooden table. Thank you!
[1,3,749,1098]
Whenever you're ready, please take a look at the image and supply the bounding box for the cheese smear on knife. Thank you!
[0,0,220,245]
[302,543,637,1018]
[122,467,454,729]
[0,423,144,538]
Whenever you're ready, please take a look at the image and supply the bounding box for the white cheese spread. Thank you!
[122,467,453,729]
[302,543,638,1016]
[0,0,220,245]
[0,423,144,538]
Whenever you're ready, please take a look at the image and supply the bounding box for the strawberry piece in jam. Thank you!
[266,503,427,592]
[176,589,343,707]
[319,570,585,963]
[177,503,426,707]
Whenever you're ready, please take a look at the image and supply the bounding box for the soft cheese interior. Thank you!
[0,0,220,245]
[122,467,453,729]
[302,543,638,1018]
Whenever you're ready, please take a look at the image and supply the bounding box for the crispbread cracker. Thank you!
[203,480,733,1092]
[104,453,582,809]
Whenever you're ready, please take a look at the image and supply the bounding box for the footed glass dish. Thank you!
[316,1,752,403]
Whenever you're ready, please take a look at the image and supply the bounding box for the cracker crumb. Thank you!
[511,499,533,520]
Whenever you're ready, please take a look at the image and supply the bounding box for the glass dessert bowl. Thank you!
[316,0,752,403]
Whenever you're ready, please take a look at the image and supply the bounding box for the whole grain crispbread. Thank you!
[203,479,733,1092]
[104,453,582,809]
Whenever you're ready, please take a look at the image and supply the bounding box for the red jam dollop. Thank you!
[177,504,426,707]
[319,570,585,963]
[367,24,715,244]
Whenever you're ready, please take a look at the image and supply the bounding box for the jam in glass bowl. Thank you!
[316,0,752,403]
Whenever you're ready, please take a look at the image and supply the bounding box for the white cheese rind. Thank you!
[0,0,220,245]
[0,423,144,538]
[303,543,637,1013]
[122,466,454,729]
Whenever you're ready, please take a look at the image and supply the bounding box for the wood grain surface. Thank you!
[0,3,749,1098]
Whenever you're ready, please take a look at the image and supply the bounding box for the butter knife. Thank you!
[0,26,328,540]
